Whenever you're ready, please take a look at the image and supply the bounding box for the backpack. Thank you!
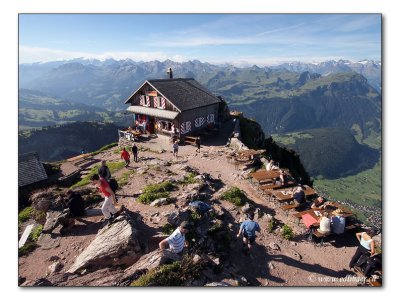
[108,178,119,193]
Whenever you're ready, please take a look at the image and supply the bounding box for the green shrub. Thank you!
[178,173,198,185]
[31,225,43,241]
[137,192,170,205]
[282,224,294,240]
[18,207,34,224]
[71,161,125,188]
[221,187,247,206]
[131,256,203,286]
[137,181,175,204]
[189,209,202,223]
[162,223,175,235]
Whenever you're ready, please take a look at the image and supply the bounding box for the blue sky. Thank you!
[19,14,381,65]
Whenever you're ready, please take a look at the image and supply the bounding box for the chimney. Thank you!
[167,67,173,79]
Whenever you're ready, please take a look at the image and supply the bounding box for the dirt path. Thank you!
[19,136,362,286]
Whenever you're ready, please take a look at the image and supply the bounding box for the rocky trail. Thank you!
[18,132,374,287]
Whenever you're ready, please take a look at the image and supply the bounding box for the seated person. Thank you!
[330,209,346,234]
[273,177,282,186]
[293,186,306,204]
[265,160,278,171]
[317,212,331,234]
[279,170,289,185]
[293,186,306,210]
[311,196,326,209]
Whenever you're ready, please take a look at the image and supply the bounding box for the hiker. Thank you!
[121,148,130,168]
[279,170,289,185]
[293,186,306,210]
[349,229,376,269]
[273,176,282,186]
[63,190,85,217]
[159,221,191,254]
[330,209,346,235]
[90,174,118,224]
[173,140,179,157]
[188,200,211,215]
[195,137,201,153]
[266,159,278,171]
[132,143,139,162]
[237,212,261,253]
[311,196,326,209]
[98,160,111,181]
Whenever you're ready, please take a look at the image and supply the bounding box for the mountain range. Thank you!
[19,58,381,109]
[19,89,128,129]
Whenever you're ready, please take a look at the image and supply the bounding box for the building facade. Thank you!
[123,78,222,137]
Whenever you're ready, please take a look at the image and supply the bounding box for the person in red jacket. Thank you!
[90,174,118,223]
[121,148,130,168]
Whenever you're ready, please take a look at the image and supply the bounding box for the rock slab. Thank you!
[67,210,143,274]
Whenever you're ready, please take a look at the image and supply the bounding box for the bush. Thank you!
[31,225,43,241]
[189,209,202,223]
[282,224,294,240]
[221,187,247,206]
[137,181,175,205]
[131,256,204,286]
[71,161,126,188]
[178,173,198,185]
[162,223,175,235]
[18,207,34,224]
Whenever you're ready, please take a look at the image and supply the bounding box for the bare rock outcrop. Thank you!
[67,210,143,274]
[116,249,181,286]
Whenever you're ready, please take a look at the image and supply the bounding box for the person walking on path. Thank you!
[90,174,118,224]
[173,141,179,158]
[237,212,261,254]
[121,148,130,168]
[131,143,139,162]
[159,221,191,254]
[195,137,201,153]
[349,229,376,269]
[98,160,111,181]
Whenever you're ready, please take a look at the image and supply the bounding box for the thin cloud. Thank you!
[19,46,188,63]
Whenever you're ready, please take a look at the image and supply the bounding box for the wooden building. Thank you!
[123,77,222,137]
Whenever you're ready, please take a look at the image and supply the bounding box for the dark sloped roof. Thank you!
[146,78,222,112]
[18,152,48,187]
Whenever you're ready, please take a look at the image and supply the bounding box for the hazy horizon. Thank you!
[19,14,381,65]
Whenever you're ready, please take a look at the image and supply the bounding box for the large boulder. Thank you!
[67,210,143,274]
[116,249,181,286]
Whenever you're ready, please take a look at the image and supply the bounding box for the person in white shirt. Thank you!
[159,221,190,254]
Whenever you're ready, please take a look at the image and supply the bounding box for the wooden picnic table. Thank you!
[250,170,281,182]
[293,208,354,220]
[259,182,297,191]
[272,186,317,202]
